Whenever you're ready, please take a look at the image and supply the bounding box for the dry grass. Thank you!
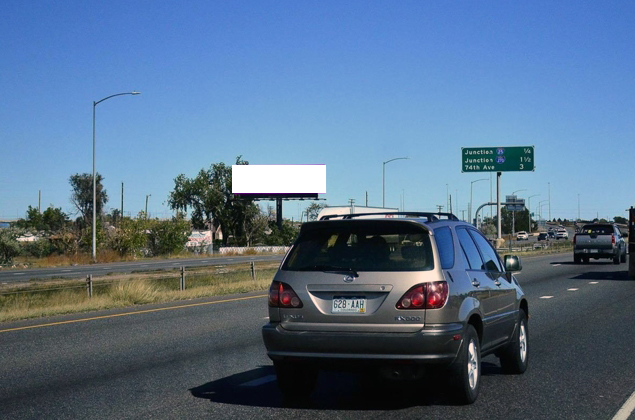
[0,263,277,323]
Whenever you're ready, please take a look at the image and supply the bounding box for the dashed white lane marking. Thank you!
[590,281,599,284]
[553,264,562,266]
[201,260,208,263]
[612,388,635,420]
[62,269,72,272]
[239,374,277,387]
[228,259,234,261]
[13,273,25,276]
[262,317,269,320]
[102,267,110,270]
[567,288,579,291]
[540,296,554,299]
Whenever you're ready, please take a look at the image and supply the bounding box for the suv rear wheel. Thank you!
[274,361,318,399]
[450,324,480,404]
[499,310,528,374]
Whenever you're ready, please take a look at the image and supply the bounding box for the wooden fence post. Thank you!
[86,275,93,298]
[180,266,186,291]
[250,261,256,281]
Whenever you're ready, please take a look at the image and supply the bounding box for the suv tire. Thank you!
[613,254,620,265]
[450,324,480,405]
[499,311,529,374]
[274,361,318,399]
[620,251,626,263]
[574,255,581,264]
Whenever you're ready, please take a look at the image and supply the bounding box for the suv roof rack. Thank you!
[319,212,460,222]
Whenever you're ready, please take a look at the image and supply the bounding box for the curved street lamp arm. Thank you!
[94,91,141,106]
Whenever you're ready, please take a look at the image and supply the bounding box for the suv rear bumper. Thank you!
[574,248,617,258]
[262,322,463,365]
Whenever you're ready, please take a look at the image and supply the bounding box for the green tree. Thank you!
[168,156,254,246]
[305,202,327,221]
[614,216,628,225]
[16,206,69,233]
[70,173,108,229]
[147,215,191,256]
[107,217,148,256]
[0,228,23,264]
[263,220,299,246]
[15,206,43,231]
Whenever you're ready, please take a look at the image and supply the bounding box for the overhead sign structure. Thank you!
[505,195,525,212]
[461,146,534,173]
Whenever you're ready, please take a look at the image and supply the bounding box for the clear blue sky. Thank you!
[2,1,634,223]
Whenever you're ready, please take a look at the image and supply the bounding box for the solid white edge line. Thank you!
[540,296,554,299]
[589,281,599,284]
[612,388,635,420]
[567,288,579,291]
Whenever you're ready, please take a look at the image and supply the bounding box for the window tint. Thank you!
[283,221,434,272]
[434,227,455,269]
[469,230,503,272]
[456,228,483,270]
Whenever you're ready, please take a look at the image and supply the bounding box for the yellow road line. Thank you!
[0,294,267,334]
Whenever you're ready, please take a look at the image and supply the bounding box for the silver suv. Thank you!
[262,212,529,404]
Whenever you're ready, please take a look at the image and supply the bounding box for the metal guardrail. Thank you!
[0,261,268,298]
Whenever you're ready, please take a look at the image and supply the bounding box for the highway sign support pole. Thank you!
[497,172,502,240]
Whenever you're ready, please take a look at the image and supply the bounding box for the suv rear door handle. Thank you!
[472,279,480,287]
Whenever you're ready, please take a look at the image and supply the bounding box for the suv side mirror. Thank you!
[504,255,522,272]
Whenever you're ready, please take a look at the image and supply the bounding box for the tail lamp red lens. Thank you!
[612,234,616,245]
[268,281,303,308]
[396,281,448,310]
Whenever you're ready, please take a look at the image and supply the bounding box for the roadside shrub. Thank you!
[0,228,23,264]
[109,279,159,305]
[22,238,53,258]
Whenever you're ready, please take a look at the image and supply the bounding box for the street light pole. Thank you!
[469,178,488,226]
[511,189,527,236]
[527,194,540,232]
[382,157,408,208]
[92,91,140,262]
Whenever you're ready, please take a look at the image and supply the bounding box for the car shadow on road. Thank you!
[190,362,502,410]
[570,270,631,281]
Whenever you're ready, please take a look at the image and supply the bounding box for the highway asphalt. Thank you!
[1,253,635,419]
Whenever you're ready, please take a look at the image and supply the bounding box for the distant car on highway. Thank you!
[263,211,529,404]
[537,232,549,241]
[573,223,627,264]
[555,229,568,240]
[516,231,529,241]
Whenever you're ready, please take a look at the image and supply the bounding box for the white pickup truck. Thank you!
[573,224,627,264]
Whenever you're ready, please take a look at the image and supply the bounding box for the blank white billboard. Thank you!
[232,164,326,194]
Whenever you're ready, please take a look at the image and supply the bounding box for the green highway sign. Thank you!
[461,146,534,172]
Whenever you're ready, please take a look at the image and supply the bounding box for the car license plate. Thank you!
[332,297,366,313]
[590,249,599,253]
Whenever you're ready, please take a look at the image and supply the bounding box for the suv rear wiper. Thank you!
[297,265,359,277]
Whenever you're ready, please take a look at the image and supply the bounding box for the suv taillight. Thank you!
[612,234,616,245]
[268,281,303,308]
[396,281,448,310]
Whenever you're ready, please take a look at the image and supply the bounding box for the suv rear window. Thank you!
[283,221,434,272]
[581,225,613,235]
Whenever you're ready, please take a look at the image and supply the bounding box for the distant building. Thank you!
[17,233,39,242]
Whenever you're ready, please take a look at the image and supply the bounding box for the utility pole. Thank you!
[437,205,444,213]
[449,195,453,215]
[365,191,368,207]
[548,182,551,221]
[121,182,124,219]
[145,194,151,218]
[38,190,41,213]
